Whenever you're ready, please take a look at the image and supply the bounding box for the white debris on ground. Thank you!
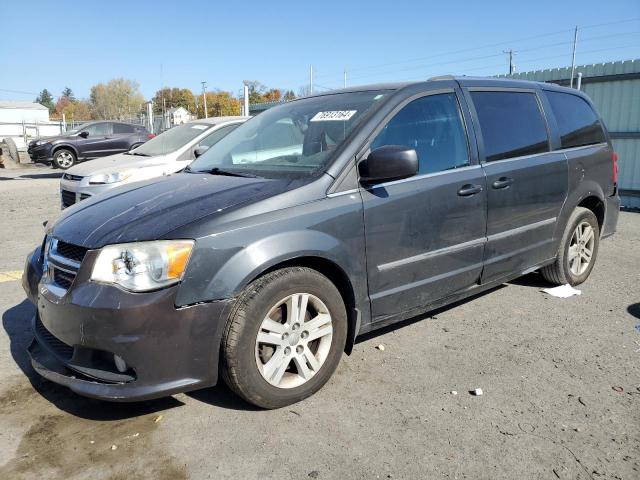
[471,388,483,396]
[541,284,582,298]
[376,344,385,351]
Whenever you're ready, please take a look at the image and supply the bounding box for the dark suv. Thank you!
[22,77,619,408]
[28,121,153,169]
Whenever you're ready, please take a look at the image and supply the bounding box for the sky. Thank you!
[1,0,639,102]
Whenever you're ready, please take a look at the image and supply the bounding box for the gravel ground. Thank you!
[0,168,638,479]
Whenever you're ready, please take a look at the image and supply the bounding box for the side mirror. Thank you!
[78,131,89,138]
[358,145,418,185]
[194,146,209,158]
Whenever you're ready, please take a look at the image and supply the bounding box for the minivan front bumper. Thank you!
[22,247,232,401]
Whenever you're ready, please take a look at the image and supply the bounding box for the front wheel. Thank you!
[52,149,76,169]
[541,207,600,286]
[221,267,347,409]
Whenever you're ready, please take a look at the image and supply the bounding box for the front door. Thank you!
[465,89,568,283]
[361,90,487,322]
[77,122,114,158]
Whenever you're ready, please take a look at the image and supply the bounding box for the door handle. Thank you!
[492,177,514,189]
[457,184,483,197]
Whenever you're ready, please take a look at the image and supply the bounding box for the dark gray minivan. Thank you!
[23,77,619,408]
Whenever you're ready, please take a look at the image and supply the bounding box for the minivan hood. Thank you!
[52,173,305,248]
[67,152,172,177]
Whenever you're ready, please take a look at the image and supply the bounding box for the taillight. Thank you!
[148,133,156,139]
[612,151,618,185]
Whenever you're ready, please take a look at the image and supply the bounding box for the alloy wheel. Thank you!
[57,151,74,168]
[255,293,333,389]
[568,221,595,276]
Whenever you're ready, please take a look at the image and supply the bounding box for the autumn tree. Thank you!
[89,78,145,120]
[200,90,240,117]
[262,88,282,103]
[283,90,296,101]
[152,88,195,113]
[35,89,55,114]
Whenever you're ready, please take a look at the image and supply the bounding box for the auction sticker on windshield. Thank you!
[310,110,357,122]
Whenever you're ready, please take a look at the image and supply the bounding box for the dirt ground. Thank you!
[0,168,638,479]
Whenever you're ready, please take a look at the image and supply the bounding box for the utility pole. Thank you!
[309,65,313,95]
[201,81,208,118]
[243,84,249,116]
[570,26,578,88]
[343,68,347,88]
[503,49,515,75]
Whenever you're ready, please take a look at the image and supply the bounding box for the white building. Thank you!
[0,101,62,150]
[166,107,193,126]
[0,101,49,123]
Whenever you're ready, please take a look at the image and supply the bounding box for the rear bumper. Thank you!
[602,194,620,238]
[22,246,232,402]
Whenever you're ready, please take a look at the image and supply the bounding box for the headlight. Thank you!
[35,139,50,146]
[91,240,194,292]
[88,171,132,185]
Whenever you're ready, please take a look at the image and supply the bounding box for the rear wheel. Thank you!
[541,207,600,286]
[221,267,347,409]
[52,149,76,169]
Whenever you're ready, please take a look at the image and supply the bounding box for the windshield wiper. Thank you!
[206,167,258,178]
[127,151,151,157]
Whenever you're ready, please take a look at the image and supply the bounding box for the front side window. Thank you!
[471,91,549,162]
[370,93,469,174]
[188,90,389,178]
[545,91,606,149]
[198,124,240,148]
[83,123,111,136]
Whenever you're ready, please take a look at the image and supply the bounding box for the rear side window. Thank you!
[471,91,549,162]
[371,93,469,175]
[113,123,135,134]
[545,91,606,149]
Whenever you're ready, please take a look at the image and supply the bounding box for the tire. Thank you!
[541,207,600,286]
[221,267,347,409]
[129,143,143,151]
[52,149,76,169]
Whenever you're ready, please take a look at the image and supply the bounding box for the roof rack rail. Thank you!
[428,75,456,81]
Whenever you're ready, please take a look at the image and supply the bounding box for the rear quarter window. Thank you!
[471,91,549,162]
[545,91,606,149]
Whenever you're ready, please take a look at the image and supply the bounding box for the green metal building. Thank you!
[504,59,640,208]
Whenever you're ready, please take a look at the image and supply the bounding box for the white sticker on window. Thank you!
[191,125,208,130]
[310,110,357,122]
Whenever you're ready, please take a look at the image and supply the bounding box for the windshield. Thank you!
[132,123,212,156]
[188,90,388,177]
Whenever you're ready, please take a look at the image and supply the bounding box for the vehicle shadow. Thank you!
[186,383,260,411]
[507,271,552,288]
[0,172,62,181]
[355,284,506,344]
[2,299,184,420]
[628,303,640,320]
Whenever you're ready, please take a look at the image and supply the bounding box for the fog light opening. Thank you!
[113,354,127,373]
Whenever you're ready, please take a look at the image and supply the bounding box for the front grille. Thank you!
[35,315,74,361]
[61,189,75,207]
[63,173,83,181]
[56,241,88,263]
[53,269,75,289]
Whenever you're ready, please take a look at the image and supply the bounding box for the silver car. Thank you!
[59,116,247,208]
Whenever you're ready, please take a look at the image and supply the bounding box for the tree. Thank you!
[262,88,282,103]
[201,90,240,118]
[61,87,75,102]
[243,80,268,104]
[89,78,145,120]
[152,87,195,114]
[35,89,55,114]
[283,90,296,102]
[53,97,92,121]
